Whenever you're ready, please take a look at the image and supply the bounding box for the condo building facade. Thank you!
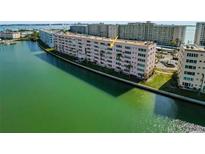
[119,22,147,40]
[194,22,205,46]
[70,25,88,34]
[87,23,109,38]
[178,44,205,93]
[53,32,156,79]
[70,24,119,38]
[108,25,119,38]
[39,29,56,48]
[119,22,186,46]
[0,31,21,39]
[70,22,186,46]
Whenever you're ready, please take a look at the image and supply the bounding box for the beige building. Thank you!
[54,32,156,79]
[194,22,205,46]
[88,23,108,37]
[119,22,186,46]
[69,22,186,46]
[72,24,118,39]
[0,31,21,39]
[119,22,148,40]
[178,44,205,93]
[70,25,88,34]
[108,25,119,38]
[151,25,174,45]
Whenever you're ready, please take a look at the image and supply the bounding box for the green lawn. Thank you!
[140,72,205,101]
[140,72,172,89]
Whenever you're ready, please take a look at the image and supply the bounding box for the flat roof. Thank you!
[40,29,59,34]
[183,44,205,52]
[55,32,155,47]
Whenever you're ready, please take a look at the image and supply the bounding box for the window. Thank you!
[138,48,146,52]
[125,46,131,49]
[185,65,196,70]
[138,58,145,62]
[187,53,198,57]
[137,68,144,72]
[116,45,122,48]
[116,49,122,52]
[182,82,192,88]
[125,50,131,54]
[138,63,145,67]
[184,77,193,81]
[124,55,131,59]
[138,53,146,57]
[184,71,195,76]
[186,59,197,64]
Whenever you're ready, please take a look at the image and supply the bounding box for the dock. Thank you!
[0,40,17,45]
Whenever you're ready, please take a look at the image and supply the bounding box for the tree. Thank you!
[30,31,39,41]
[170,40,177,46]
[116,53,122,61]
[126,64,132,79]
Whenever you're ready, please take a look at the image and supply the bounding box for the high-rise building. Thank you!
[119,22,186,46]
[54,32,156,79]
[88,23,108,37]
[108,25,119,38]
[70,25,88,34]
[194,22,205,46]
[178,44,205,93]
[119,22,148,41]
[67,22,186,46]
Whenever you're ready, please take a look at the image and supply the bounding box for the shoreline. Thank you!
[38,42,205,106]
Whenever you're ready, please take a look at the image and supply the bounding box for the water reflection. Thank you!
[35,52,133,97]
[154,95,205,127]
[26,41,41,52]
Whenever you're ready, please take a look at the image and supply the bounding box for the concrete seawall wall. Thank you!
[39,44,205,106]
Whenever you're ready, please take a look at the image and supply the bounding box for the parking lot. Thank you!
[155,50,178,71]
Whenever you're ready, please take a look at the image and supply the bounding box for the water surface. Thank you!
[0,41,205,132]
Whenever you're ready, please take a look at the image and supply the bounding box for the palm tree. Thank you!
[126,64,132,79]
[116,53,122,61]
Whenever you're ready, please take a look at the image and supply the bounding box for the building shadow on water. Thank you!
[26,41,42,52]
[35,52,134,97]
[154,78,205,127]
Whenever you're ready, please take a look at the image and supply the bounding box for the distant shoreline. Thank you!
[0,24,70,26]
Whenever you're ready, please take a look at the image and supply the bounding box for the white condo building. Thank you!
[178,44,205,93]
[39,29,56,48]
[54,32,156,79]
[70,22,186,46]
[194,22,205,46]
[0,31,21,39]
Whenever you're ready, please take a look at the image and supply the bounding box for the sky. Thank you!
[0,21,197,25]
